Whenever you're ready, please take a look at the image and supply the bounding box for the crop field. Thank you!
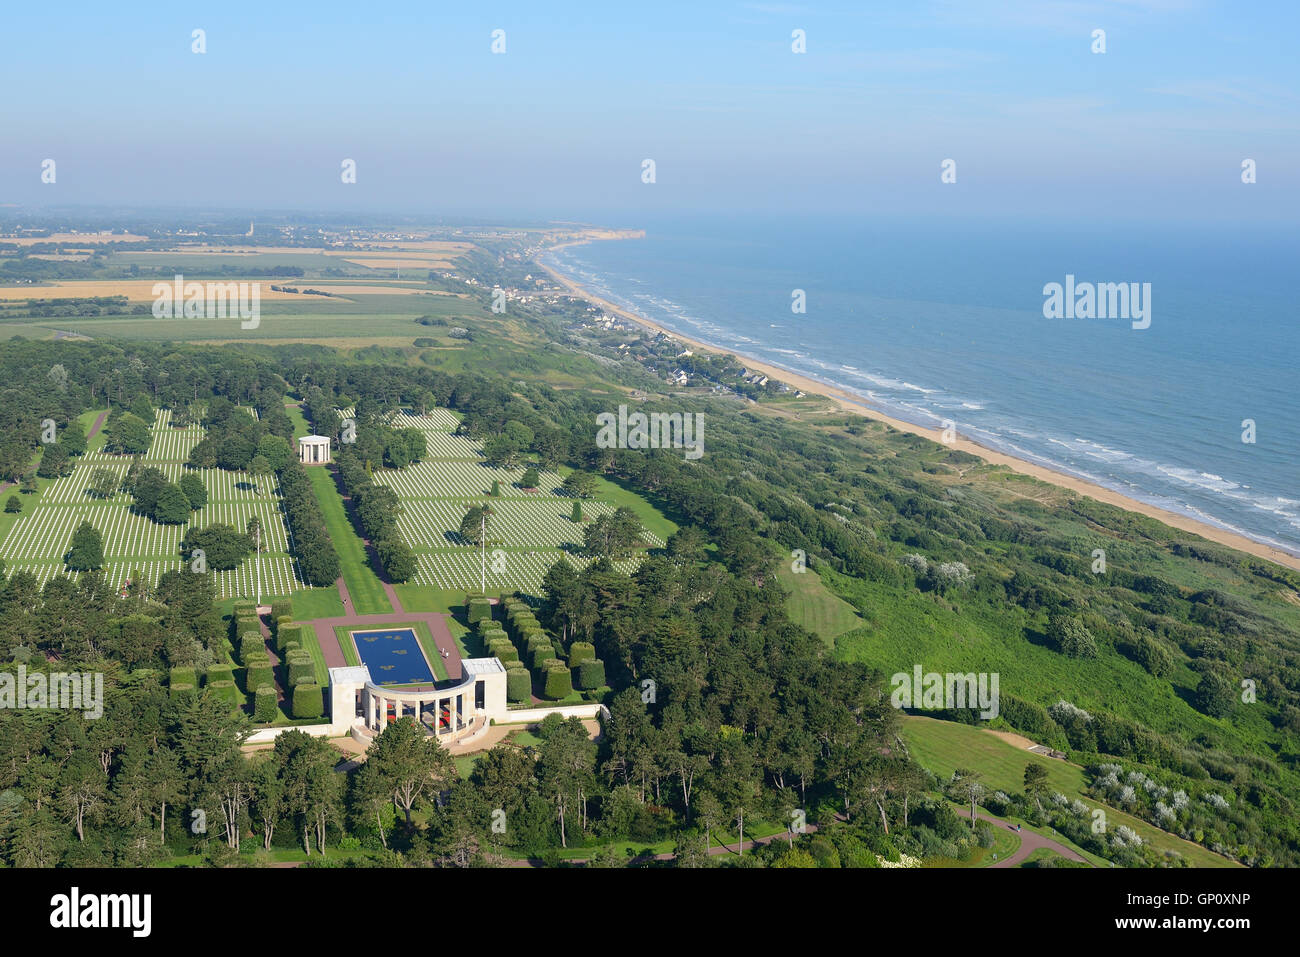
[0,411,301,598]
[366,408,663,594]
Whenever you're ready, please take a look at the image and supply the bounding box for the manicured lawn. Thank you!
[901,715,1236,868]
[292,586,345,620]
[304,463,391,615]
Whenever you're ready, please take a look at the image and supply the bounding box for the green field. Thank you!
[304,463,391,615]
[901,715,1235,868]
[775,559,863,645]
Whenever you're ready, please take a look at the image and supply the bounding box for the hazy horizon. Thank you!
[1,0,1296,224]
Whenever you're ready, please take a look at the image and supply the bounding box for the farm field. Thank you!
[0,409,301,599]
[370,408,667,595]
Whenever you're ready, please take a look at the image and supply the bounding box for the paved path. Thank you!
[956,808,1089,868]
[310,577,463,678]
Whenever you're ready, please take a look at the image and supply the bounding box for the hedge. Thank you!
[232,600,257,619]
[506,668,532,702]
[489,642,518,663]
[208,680,242,707]
[574,658,606,690]
[283,641,300,657]
[169,682,196,701]
[245,656,274,693]
[288,660,316,687]
[239,632,265,663]
[568,641,596,666]
[467,597,492,624]
[530,646,556,669]
[542,665,573,700]
[277,622,304,654]
[169,666,197,688]
[204,664,233,685]
[253,685,279,722]
[292,683,324,720]
[270,598,293,621]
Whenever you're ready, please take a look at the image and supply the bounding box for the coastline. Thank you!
[539,239,1300,575]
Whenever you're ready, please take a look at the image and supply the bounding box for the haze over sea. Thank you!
[546,214,1300,558]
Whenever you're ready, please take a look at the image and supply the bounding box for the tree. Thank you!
[248,455,272,493]
[180,523,253,571]
[583,507,643,559]
[178,472,207,509]
[489,479,501,497]
[65,520,104,571]
[376,537,418,583]
[36,442,70,479]
[1023,763,1049,812]
[562,471,598,499]
[520,466,540,490]
[255,434,293,472]
[106,412,151,456]
[3,495,19,514]
[1049,614,1098,659]
[459,504,492,546]
[90,467,119,500]
[365,717,456,831]
[537,717,597,848]
[949,768,985,829]
[153,484,193,525]
[570,500,583,524]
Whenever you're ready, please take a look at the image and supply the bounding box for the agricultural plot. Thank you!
[0,411,301,598]
[363,408,663,595]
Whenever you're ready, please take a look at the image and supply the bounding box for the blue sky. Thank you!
[1,0,1295,223]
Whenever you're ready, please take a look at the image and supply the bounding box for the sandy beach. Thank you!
[540,240,1300,575]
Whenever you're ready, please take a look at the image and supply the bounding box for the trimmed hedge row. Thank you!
[253,685,278,722]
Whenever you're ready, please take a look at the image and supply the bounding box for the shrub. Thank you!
[271,599,293,621]
[467,598,492,624]
[169,682,196,701]
[244,654,273,692]
[575,658,606,690]
[239,632,264,663]
[542,664,573,700]
[531,645,556,669]
[169,666,197,688]
[282,641,300,657]
[253,685,278,722]
[292,683,324,719]
[488,641,518,663]
[288,660,316,687]
[204,664,233,686]
[232,600,257,619]
[506,668,532,702]
[568,641,596,666]
[277,622,303,654]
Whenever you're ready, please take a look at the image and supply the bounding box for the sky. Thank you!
[1,0,1296,224]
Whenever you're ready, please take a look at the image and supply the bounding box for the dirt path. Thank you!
[955,808,1089,868]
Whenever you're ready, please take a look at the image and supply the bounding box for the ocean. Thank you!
[544,214,1300,559]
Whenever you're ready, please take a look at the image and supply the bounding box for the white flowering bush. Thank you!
[877,852,922,869]
[934,562,973,586]
[1172,791,1189,811]
[901,554,928,574]
[1112,825,1143,848]
[1203,793,1230,812]
[1119,785,1137,806]
[1051,700,1093,724]
[1155,802,1176,824]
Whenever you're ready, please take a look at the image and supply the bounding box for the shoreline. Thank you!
[538,239,1300,575]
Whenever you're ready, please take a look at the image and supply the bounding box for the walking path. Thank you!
[955,808,1089,867]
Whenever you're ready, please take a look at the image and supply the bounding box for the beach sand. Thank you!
[540,240,1300,574]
